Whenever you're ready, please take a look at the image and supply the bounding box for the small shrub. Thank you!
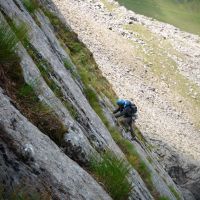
[22,0,39,13]
[0,21,19,64]
[63,59,79,79]
[10,21,29,44]
[89,152,132,200]
[63,101,79,120]
[0,16,29,65]
[107,127,162,198]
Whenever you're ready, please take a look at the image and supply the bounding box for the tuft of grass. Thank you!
[10,22,29,45]
[63,58,79,79]
[0,21,19,64]
[169,185,181,200]
[109,127,161,199]
[89,152,132,200]
[0,15,29,65]
[22,0,39,14]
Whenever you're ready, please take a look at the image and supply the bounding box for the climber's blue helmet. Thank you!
[116,99,125,106]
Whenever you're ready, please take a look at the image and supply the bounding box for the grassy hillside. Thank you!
[117,0,200,35]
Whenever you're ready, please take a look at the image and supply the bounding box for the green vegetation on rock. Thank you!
[22,0,39,13]
[169,185,181,200]
[110,128,161,199]
[89,152,132,200]
[0,21,19,64]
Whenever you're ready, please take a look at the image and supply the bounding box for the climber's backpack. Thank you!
[131,103,137,114]
[124,100,137,115]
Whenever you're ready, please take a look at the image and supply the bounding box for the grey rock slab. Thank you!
[0,89,112,200]
[128,169,154,200]
[99,94,117,127]
[63,127,98,165]
[180,187,196,200]
[132,140,184,200]
[35,9,83,91]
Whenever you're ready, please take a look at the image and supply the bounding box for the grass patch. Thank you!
[0,21,19,64]
[109,127,162,199]
[22,0,39,14]
[0,12,28,64]
[169,185,181,200]
[89,152,132,200]
[101,0,118,12]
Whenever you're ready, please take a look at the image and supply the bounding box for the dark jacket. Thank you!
[113,106,135,118]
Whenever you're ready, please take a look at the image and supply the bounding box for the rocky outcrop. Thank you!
[0,2,155,197]
[0,89,112,199]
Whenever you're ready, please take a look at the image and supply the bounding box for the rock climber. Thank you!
[113,99,137,139]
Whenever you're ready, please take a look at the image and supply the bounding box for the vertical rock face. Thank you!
[0,0,184,199]
[0,90,112,200]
